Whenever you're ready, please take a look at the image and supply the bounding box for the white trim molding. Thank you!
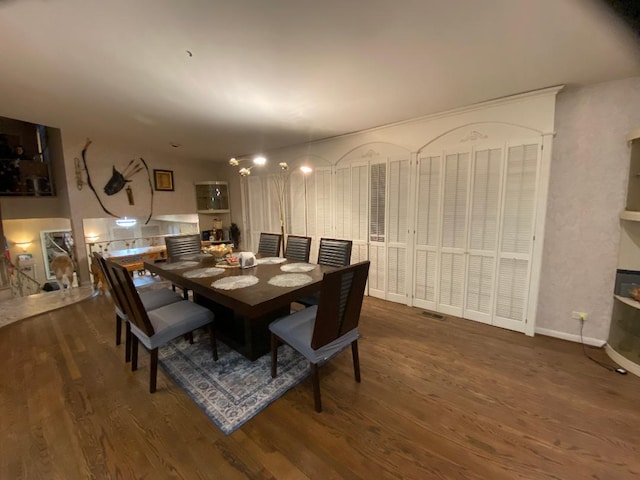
[535,327,606,347]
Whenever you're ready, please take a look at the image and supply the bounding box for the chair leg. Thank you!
[131,336,139,371]
[149,348,158,393]
[351,340,361,383]
[184,332,193,344]
[182,288,189,300]
[311,363,322,412]
[125,322,132,363]
[271,333,279,378]
[208,324,218,361]
[115,315,122,346]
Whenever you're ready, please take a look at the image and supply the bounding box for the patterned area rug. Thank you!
[159,336,310,435]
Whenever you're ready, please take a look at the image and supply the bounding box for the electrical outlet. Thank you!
[571,311,587,321]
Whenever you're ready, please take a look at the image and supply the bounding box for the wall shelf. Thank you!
[620,210,640,222]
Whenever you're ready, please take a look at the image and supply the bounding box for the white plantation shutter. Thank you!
[442,152,469,249]
[387,246,406,295]
[351,242,368,264]
[314,168,332,238]
[370,163,386,242]
[414,250,437,302]
[495,258,529,320]
[413,155,441,309]
[494,142,539,330]
[352,165,368,242]
[266,176,281,233]
[369,244,385,296]
[464,147,502,323]
[388,159,409,243]
[438,151,469,315]
[335,166,351,239]
[306,173,318,238]
[438,252,465,313]
[289,171,305,236]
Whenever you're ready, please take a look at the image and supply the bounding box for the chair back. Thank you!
[258,232,282,257]
[317,238,352,268]
[105,259,156,337]
[284,235,311,262]
[165,234,201,260]
[311,261,370,349]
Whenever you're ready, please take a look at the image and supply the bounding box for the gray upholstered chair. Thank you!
[94,252,183,362]
[296,237,353,307]
[258,232,282,257]
[270,261,370,412]
[164,233,202,298]
[106,259,217,393]
[284,235,312,262]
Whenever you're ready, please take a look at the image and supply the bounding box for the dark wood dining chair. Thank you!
[164,233,202,298]
[296,237,353,307]
[270,261,370,412]
[93,252,183,362]
[258,232,282,257]
[106,259,217,393]
[284,235,312,262]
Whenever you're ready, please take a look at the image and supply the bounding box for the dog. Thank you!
[90,257,107,294]
[51,254,75,294]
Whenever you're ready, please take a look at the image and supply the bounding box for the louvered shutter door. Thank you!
[464,147,502,323]
[350,163,369,266]
[386,158,410,301]
[289,170,305,236]
[369,162,386,298]
[413,155,441,309]
[266,175,281,234]
[493,142,539,332]
[438,152,469,316]
[315,168,332,238]
[335,166,351,240]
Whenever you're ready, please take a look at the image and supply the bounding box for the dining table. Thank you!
[144,254,334,360]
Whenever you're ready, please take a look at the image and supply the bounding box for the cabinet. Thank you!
[195,181,230,213]
[606,130,640,376]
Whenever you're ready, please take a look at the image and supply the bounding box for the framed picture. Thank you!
[153,169,174,191]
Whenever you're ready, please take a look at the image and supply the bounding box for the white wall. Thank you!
[537,77,640,343]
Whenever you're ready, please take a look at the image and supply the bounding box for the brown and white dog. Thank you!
[51,254,75,294]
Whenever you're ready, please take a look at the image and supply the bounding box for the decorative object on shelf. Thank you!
[230,223,241,249]
[153,169,174,191]
[630,288,640,302]
[74,157,84,190]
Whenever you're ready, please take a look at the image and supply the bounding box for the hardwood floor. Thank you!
[1,294,639,479]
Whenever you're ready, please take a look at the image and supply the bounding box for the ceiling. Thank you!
[0,0,639,162]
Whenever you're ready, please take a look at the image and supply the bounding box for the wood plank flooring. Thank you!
[1,294,639,479]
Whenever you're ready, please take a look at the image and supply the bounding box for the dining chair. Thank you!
[164,233,202,259]
[284,235,312,262]
[164,233,202,298]
[296,237,353,307]
[258,232,282,257]
[270,261,370,412]
[106,259,217,393]
[93,252,183,362]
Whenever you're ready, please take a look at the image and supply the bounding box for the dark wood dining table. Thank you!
[144,255,334,360]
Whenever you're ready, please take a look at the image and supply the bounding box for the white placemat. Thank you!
[268,273,313,288]
[211,275,259,290]
[280,263,316,273]
[256,257,286,265]
[180,253,210,261]
[160,261,199,270]
[183,267,225,278]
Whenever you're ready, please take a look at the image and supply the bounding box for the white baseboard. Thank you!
[535,327,606,347]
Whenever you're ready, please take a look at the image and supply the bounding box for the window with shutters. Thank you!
[370,163,386,242]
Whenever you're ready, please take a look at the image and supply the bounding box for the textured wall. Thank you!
[537,77,640,342]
